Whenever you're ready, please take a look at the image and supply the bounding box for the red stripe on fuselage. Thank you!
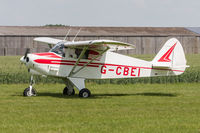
[33,52,62,59]
[34,59,99,67]
[33,59,184,72]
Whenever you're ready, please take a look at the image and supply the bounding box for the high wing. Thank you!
[63,40,135,51]
[34,37,63,45]
[63,40,134,47]
[34,37,135,51]
[107,44,135,51]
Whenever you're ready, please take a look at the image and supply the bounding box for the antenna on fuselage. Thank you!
[72,28,82,42]
[64,27,71,41]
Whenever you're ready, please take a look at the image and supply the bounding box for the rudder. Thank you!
[152,38,188,75]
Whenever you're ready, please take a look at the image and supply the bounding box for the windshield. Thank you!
[50,43,65,56]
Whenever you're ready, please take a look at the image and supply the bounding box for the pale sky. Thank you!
[0,0,199,27]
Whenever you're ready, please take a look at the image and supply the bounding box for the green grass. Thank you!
[0,83,200,133]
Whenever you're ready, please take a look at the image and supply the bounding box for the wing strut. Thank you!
[68,46,88,77]
[68,47,109,77]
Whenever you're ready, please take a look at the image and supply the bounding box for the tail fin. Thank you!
[152,38,189,75]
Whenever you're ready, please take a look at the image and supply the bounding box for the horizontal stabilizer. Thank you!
[172,65,190,69]
[152,64,171,69]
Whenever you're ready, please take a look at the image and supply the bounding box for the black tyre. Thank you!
[79,88,91,98]
[23,87,36,97]
[63,87,75,96]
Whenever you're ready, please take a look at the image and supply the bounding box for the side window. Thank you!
[66,48,99,60]
[74,49,89,59]
[88,50,100,61]
[75,49,82,58]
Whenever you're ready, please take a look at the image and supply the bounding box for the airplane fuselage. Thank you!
[21,50,184,80]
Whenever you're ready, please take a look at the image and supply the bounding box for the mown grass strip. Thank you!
[0,83,200,133]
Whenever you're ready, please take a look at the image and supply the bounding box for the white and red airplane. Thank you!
[20,37,188,98]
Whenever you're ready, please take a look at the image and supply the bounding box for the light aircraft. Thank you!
[20,32,188,98]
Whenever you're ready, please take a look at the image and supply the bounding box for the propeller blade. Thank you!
[24,48,30,59]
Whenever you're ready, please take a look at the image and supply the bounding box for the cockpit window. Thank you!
[50,43,65,56]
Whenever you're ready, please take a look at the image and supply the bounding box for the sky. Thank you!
[0,0,200,27]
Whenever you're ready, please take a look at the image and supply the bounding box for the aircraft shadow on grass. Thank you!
[36,92,178,99]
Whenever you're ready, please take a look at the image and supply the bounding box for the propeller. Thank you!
[24,48,30,60]
[20,48,30,67]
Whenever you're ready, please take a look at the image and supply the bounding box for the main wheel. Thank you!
[23,87,36,97]
[79,88,91,98]
[63,87,75,96]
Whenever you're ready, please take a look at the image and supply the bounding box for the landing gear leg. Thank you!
[23,75,36,97]
[63,79,75,96]
[68,78,91,98]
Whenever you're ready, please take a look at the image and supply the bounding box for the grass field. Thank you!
[0,83,200,133]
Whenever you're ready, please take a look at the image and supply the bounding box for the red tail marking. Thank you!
[158,42,177,62]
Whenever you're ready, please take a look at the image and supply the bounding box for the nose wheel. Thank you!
[23,75,37,97]
[23,87,36,96]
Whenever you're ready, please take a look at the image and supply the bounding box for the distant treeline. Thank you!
[44,24,70,27]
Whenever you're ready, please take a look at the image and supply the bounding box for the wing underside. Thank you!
[34,37,135,51]
[63,40,135,51]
